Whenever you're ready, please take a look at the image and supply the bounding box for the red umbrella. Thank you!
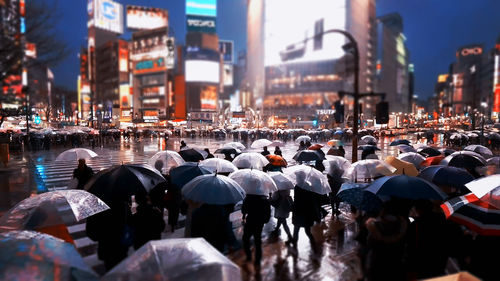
[308,144,324,151]
[420,155,445,167]
[266,155,287,167]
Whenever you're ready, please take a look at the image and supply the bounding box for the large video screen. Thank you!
[264,0,346,66]
[186,0,216,17]
[127,6,168,30]
[200,85,217,110]
[185,60,220,83]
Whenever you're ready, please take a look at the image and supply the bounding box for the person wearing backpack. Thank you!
[270,189,293,242]
[241,194,271,269]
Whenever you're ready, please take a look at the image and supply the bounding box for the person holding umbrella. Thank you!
[270,189,293,242]
[73,159,94,190]
[261,146,270,156]
[180,140,187,150]
[274,146,282,156]
[131,193,165,250]
[241,193,271,268]
[204,148,214,159]
[292,186,322,249]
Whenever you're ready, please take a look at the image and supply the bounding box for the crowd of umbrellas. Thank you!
[0,131,500,280]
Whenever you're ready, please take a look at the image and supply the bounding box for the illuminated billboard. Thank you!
[131,28,169,62]
[186,0,216,17]
[264,0,346,66]
[185,60,220,83]
[187,15,216,33]
[119,84,132,108]
[134,57,166,74]
[200,85,217,110]
[92,0,124,34]
[127,6,168,30]
[223,64,233,86]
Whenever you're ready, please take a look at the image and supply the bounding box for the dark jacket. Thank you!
[292,186,322,227]
[191,204,230,252]
[241,195,271,226]
[73,165,94,189]
[131,203,166,250]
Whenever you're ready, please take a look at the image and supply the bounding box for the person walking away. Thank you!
[270,190,293,242]
[224,152,234,162]
[73,159,94,189]
[327,167,344,215]
[274,146,282,156]
[338,145,345,158]
[297,141,307,151]
[204,148,214,159]
[191,204,231,252]
[164,186,182,232]
[292,186,322,249]
[261,146,270,156]
[242,194,271,268]
[180,140,187,150]
[314,160,325,172]
[131,194,165,250]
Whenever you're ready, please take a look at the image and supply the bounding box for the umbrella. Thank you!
[170,163,212,188]
[324,155,351,175]
[267,172,296,190]
[147,151,185,175]
[358,145,380,151]
[361,135,377,145]
[418,166,475,193]
[308,144,323,150]
[366,175,447,200]
[284,165,331,195]
[199,158,238,174]
[232,153,269,170]
[440,148,456,157]
[441,193,500,236]
[85,164,166,203]
[344,160,397,182]
[0,190,109,233]
[398,144,417,153]
[250,139,272,149]
[179,148,208,162]
[182,174,245,205]
[398,152,426,169]
[55,148,98,162]
[102,238,241,281]
[337,183,382,213]
[0,231,99,280]
[266,155,287,167]
[487,157,500,166]
[417,146,441,157]
[334,130,344,135]
[464,175,500,209]
[214,147,241,155]
[424,271,480,281]
[440,151,486,175]
[385,156,419,176]
[327,139,343,147]
[420,155,446,167]
[295,135,311,144]
[390,139,411,146]
[229,169,277,195]
[223,142,246,150]
[293,150,325,162]
[464,145,493,158]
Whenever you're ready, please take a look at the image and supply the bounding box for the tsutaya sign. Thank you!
[316,109,335,115]
[458,46,483,57]
[186,15,216,33]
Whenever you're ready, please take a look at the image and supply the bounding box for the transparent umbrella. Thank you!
[147,150,185,175]
[229,169,277,195]
[398,152,426,169]
[324,155,351,176]
[267,171,296,190]
[55,148,98,162]
[102,238,241,281]
[250,139,272,149]
[232,153,269,170]
[464,175,500,209]
[223,142,246,150]
[361,135,377,145]
[295,135,311,144]
[199,158,238,174]
[284,165,331,195]
[344,160,396,183]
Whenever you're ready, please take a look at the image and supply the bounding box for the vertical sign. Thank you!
[494,84,500,113]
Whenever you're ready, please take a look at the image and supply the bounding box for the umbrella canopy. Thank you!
[441,193,500,236]
[418,166,474,193]
[464,145,493,158]
[440,148,456,157]
[308,144,323,150]
[420,155,446,167]
[424,271,480,281]
[398,152,427,169]
[0,190,109,233]
[385,156,419,176]
[267,172,296,190]
[324,155,351,176]
[250,139,272,149]
[292,150,325,162]
[147,151,185,175]
[102,238,241,281]
[232,153,269,170]
[440,151,486,175]
[169,163,212,188]
[223,142,246,150]
[178,148,208,162]
[464,175,500,209]
[417,146,441,157]
[327,139,343,147]
[361,135,377,145]
[0,231,98,281]
[390,139,411,146]
[199,158,238,174]
[337,183,382,213]
[295,135,312,144]
[487,156,500,166]
[344,159,397,182]
[358,145,380,151]
[266,155,287,167]
[398,144,417,153]
[366,175,447,200]
[55,148,98,162]
[214,147,241,155]
[229,169,277,195]
[85,164,166,203]
[182,174,245,205]
[284,165,331,195]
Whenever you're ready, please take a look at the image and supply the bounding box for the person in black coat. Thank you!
[191,204,231,252]
[204,148,215,159]
[73,159,94,189]
[274,146,282,156]
[292,186,322,248]
[131,194,166,250]
[261,146,270,156]
[242,194,271,267]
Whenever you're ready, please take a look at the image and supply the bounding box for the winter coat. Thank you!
[241,194,271,226]
[292,186,322,227]
[271,190,293,219]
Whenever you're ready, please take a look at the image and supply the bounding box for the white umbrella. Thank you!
[465,175,500,208]
[268,171,296,190]
[284,165,331,195]
[250,139,272,149]
[398,152,426,169]
[344,160,396,183]
[55,148,98,162]
[148,150,185,175]
[229,169,277,195]
[324,155,352,176]
[232,153,269,170]
[223,142,246,150]
[295,135,311,144]
[199,158,238,174]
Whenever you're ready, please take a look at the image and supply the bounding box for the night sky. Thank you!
[47,0,500,101]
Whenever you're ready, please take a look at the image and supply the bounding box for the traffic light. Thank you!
[280,43,306,62]
[376,102,389,124]
[334,101,344,123]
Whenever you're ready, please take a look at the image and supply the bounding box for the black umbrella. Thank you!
[418,165,474,192]
[357,145,381,151]
[169,162,212,188]
[85,164,166,203]
[440,151,486,177]
[390,139,411,146]
[398,144,416,153]
[439,148,456,157]
[417,146,441,157]
[214,147,241,155]
[178,148,208,162]
[292,150,325,162]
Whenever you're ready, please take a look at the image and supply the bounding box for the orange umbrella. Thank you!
[421,155,445,167]
[266,155,287,167]
[308,144,324,150]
